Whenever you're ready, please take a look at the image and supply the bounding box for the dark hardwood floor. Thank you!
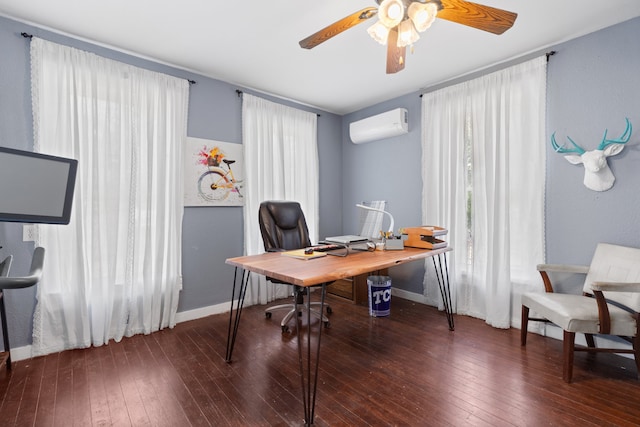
[1,294,640,426]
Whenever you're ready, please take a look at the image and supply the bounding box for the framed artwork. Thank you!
[184,137,244,207]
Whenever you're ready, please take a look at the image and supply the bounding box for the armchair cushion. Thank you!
[521,292,637,335]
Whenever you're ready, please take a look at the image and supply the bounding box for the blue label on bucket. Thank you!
[368,275,391,317]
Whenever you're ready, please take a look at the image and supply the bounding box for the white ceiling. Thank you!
[1,1,640,115]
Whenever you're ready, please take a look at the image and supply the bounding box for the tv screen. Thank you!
[0,146,78,224]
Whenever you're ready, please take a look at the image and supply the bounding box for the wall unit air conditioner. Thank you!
[349,108,408,144]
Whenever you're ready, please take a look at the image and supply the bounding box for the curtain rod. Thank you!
[236,89,321,117]
[419,50,557,98]
[21,32,196,84]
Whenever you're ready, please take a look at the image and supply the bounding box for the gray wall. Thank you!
[545,18,640,266]
[0,15,342,348]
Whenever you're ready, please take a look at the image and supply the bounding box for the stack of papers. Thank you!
[281,249,328,260]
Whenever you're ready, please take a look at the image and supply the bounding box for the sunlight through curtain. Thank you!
[30,38,189,356]
[242,94,319,305]
[421,56,546,328]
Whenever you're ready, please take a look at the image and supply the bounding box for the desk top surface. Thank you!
[226,246,451,287]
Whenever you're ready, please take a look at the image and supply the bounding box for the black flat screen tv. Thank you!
[0,146,78,225]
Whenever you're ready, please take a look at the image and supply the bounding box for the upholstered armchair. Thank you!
[521,243,640,382]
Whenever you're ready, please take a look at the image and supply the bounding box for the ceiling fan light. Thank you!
[408,2,438,32]
[378,0,405,28]
[367,21,389,45]
[397,19,420,47]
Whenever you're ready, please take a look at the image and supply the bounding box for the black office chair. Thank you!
[0,247,45,369]
[259,200,331,332]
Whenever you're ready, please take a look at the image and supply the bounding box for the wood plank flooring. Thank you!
[1,294,640,426]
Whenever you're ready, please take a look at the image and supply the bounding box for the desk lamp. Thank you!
[356,203,394,236]
[356,204,403,249]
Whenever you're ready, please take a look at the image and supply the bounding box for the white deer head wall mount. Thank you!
[551,118,633,192]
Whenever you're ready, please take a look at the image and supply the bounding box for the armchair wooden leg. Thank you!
[521,305,530,346]
[563,330,575,383]
[633,336,640,379]
[585,333,596,348]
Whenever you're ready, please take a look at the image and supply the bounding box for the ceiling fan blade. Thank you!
[386,27,406,74]
[299,7,378,49]
[437,0,517,35]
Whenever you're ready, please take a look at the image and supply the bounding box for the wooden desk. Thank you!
[225,246,453,426]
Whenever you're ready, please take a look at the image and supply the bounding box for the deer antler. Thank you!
[597,117,632,150]
[551,133,585,155]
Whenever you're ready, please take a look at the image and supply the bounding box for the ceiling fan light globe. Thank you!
[367,21,389,45]
[397,19,420,47]
[378,0,405,28]
[408,2,438,32]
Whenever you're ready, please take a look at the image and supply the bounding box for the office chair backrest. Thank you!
[259,201,311,251]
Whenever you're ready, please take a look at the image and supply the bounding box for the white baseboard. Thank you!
[174,301,233,323]
[9,300,248,363]
[391,288,428,304]
[9,345,32,363]
[9,293,633,362]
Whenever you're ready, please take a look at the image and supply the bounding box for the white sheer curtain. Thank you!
[30,38,189,356]
[242,94,319,305]
[422,56,546,328]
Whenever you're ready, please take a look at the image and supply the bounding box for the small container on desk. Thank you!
[400,226,448,249]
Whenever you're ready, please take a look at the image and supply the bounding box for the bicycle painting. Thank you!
[184,137,244,206]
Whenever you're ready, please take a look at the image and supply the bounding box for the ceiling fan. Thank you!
[299,0,518,74]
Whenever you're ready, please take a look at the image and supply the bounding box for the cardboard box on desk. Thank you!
[401,226,448,249]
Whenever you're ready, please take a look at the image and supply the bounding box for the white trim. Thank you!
[10,300,255,362]
[391,287,428,304]
[174,301,234,323]
[10,295,633,362]
[8,345,32,363]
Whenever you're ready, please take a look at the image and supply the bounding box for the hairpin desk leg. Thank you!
[432,253,454,331]
[294,283,326,426]
[225,267,250,363]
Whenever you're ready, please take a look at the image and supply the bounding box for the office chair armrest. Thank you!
[0,276,40,289]
[591,281,640,292]
[0,247,44,290]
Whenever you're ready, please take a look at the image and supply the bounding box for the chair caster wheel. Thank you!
[326,306,332,315]
[265,312,272,319]
[281,325,290,333]
[324,321,330,328]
